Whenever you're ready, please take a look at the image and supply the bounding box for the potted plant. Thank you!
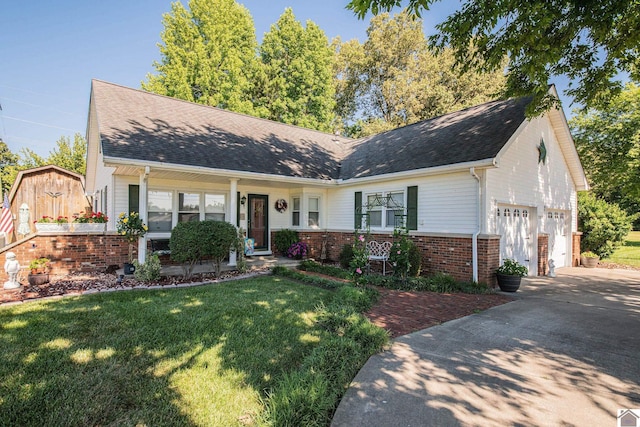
[28,257,50,286]
[116,212,148,274]
[72,211,108,232]
[580,251,600,268]
[496,258,528,292]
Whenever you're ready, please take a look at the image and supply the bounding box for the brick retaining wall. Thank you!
[0,233,132,282]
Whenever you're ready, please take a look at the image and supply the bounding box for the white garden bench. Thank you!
[366,240,392,275]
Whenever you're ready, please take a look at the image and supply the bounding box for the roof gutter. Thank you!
[338,158,496,186]
[102,156,338,187]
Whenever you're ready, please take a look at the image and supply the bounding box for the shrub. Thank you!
[578,192,636,258]
[133,254,162,282]
[274,229,299,255]
[170,221,205,279]
[338,244,354,269]
[200,220,241,277]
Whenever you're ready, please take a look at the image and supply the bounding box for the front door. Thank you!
[248,194,269,251]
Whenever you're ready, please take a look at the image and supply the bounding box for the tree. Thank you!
[346,0,640,115]
[578,192,635,257]
[570,83,640,228]
[143,0,259,115]
[48,133,87,176]
[256,8,336,132]
[0,139,18,194]
[334,10,505,136]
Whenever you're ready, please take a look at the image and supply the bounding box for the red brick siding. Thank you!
[537,233,549,276]
[0,233,132,282]
[572,232,582,266]
[272,230,501,284]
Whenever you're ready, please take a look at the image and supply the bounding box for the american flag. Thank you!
[0,193,14,235]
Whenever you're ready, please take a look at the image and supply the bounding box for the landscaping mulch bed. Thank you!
[0,269,267,306]
[2,268,513,339]
[366,287,513,338]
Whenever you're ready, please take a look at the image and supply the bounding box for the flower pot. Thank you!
[123,263,136,275]
[35,223,70,232]
[28,273,49,286]
[580,255,599,268]
[72,223,106,232]
[496,273,522,292]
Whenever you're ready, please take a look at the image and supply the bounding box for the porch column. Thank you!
[228,178,238,267]
[138,166,149,264]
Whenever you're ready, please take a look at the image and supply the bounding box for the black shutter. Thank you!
[128,185,140,213]
[407,186,418,230]
[354,191,362,229]
[236,192,241,226]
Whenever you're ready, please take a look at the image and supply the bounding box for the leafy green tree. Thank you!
[346,0,640,115]
[143,0,259,115]
[334,10,505,136]
[578,192,636,258]
[48,133,87,175]
[0,139,18,194]
[256,8,336,132]
[570,83,640,228]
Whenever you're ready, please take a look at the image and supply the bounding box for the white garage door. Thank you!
[546,210,568,268]
[497,205,532,273]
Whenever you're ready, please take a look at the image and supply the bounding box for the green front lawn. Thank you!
[604,231,640,267]
[0,276,386,426]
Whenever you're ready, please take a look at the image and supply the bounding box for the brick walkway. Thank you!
[366,288,513,338]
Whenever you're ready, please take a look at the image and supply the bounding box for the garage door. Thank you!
[546,210,568,268]
[497,205,532,273]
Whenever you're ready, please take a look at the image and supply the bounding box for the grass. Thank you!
[604,231,640,267]
[0,275,387,426]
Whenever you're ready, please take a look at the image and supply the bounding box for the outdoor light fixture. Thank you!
[240,196,247,205]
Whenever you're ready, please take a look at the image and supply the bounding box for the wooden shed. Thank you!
[4,165,91,242]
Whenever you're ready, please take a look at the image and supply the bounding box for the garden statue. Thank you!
[548,259,556,278]
[3,251,21,289]
[17,203,31,236]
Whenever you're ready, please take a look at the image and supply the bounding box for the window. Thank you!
[308,197,319,227]
[205,194,225,221]
[178,192,200,223]
[292,197,300,227]
[148,190,173,232]
[366,191,404,228]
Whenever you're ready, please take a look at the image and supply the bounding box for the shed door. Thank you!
[546,210,568,268]
[497,205,532,273]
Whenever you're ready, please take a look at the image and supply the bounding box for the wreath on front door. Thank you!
[275,199,288,213]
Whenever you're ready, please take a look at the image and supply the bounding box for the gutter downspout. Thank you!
[470,167,481,283]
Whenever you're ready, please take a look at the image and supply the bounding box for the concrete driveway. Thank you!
[331,267,640,426]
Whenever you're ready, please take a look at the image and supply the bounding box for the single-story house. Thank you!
[85,79,588,284]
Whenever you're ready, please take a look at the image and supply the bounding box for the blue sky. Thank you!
[1,0,567,158]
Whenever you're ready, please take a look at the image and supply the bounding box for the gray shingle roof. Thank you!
[91,80,531,181]
[339,97,531,179]
[92,80,351,180]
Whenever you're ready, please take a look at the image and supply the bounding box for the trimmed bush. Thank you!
[408,241,422,276]
[579,192,636,258]
[274,229,299,255]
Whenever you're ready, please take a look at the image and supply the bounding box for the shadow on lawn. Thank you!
[0,277,330,426]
